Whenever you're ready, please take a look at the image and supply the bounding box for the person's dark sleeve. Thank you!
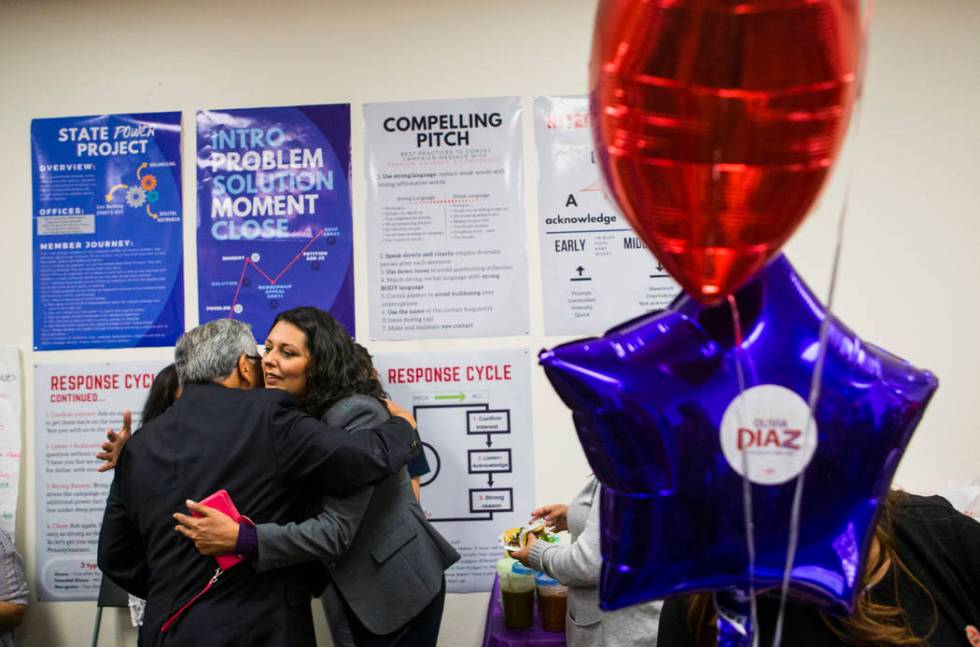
[234,520,259,558]
[96,451,151,598]
[950,505,980,602]
[658,596,699,647]
[407,448,431,479]
[271,401,420,497]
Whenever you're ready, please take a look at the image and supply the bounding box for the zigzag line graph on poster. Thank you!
[227,229,325,316]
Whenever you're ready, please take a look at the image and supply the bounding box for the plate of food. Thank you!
[500,519,556,553]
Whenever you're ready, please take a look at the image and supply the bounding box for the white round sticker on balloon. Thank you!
[719,384,818,486]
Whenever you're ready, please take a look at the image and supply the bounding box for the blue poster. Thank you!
[196,105,354,340]
[31,113,184,350]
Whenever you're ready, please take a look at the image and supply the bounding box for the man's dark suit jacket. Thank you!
[97,383,420,647]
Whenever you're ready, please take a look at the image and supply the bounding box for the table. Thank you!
[481,574,566,647]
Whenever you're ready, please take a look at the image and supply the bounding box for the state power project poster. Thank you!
[197,104,354,338]
[31,112,184,350]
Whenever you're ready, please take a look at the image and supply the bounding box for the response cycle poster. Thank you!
[373,348,534,593]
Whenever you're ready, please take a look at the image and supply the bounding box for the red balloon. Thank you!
[591,0,862,303]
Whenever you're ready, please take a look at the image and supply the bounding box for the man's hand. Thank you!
[96,410,132,473]
[530,504,569,533]
[173,500,239,556]
[385,400,417,428]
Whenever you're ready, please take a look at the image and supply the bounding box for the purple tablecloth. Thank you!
[481,574,567,647]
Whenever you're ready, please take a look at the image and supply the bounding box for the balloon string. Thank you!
[772,3,871,642]
[728,293,760,647]
[770,190,846,646]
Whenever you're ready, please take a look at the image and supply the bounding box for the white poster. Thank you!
[374,349,534,593]
[534,95,680,336]
[0,349,23,533]
[365,97,530,340]
[34,360,166,601]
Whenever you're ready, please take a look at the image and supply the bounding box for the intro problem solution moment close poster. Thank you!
[197,104,355,337]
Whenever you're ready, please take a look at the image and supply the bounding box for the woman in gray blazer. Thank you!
[182,307,459,646]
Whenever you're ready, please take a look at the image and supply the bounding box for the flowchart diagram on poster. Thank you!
[413,390,517,523]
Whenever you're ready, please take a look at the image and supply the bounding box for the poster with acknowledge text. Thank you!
[31,113,184,350]
[197,105,355,337]
[0,349,22,534]
[534,96,679,336]
[373,349,534,593]
[365,97,529,340]
[34,361,165,601]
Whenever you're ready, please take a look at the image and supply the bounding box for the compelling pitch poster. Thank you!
[364,97,529,340]
[373,349,534,593]
[534,96,679,335]
[34,361,166,601]
[31,113,184,350]
[197,105,355,337]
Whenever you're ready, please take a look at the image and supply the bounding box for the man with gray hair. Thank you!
[173,318,264,386]
[98,319,420,647]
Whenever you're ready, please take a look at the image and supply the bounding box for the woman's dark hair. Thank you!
[141,364,180,425]
[270,307,376,419]
[684,490,937,646]
[353,342,388,401]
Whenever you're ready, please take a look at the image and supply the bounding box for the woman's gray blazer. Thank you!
[253,394,460,635]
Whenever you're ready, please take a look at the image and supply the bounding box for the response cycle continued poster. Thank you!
[197,104,355,338]
[34,360,167,601]
[31,112,184,350]
[0,349,22,533]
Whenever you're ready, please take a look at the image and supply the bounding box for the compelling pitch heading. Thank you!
[383,112,504,148]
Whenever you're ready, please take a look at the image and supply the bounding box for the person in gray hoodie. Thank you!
[512,477,662,646]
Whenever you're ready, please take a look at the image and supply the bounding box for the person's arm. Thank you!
[254,488,374,571]
[172,489,375,571]
[523,486,602,587]
[272,400,420,498]
[96,451,151,598]
[0,532,27,630]
[175,396,395,565]
[407,449,430,503]
[257,395,392,569]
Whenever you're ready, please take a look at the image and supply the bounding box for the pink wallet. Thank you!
[163,489,251,632]
[194,489,249,570]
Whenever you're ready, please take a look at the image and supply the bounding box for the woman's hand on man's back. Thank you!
[95,410,132,472]
[384,400,417,428]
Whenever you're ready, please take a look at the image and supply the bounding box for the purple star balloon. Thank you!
[539,255,937,614]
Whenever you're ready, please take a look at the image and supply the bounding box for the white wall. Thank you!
[0,0,976,644]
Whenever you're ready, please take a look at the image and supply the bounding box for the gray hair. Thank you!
[174,319,257,385]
